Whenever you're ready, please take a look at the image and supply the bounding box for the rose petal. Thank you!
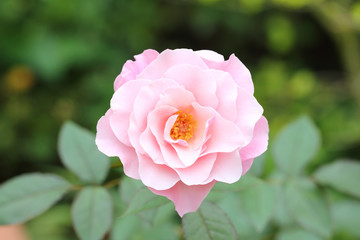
[114,49,159,91]
[212,70,238,121]
[95,110,140,179]
[109,111,132,146]
[110,80,149,147]
[201,111,244,155]
[234,86,264,146]
[240,116,269,161]
[241,158,254,176]
[139,126,166,165]
[138,49,208,80]
[111,79,150,112]
[163,102,214,167]
[149,181,216,217]
[174,153,217,185]
[138,154,179,190]
[156,86,196,110]
[132,78,178,131]
[205,54,254,94]
[148,106,186,168]
[96,110,121,156]
[195,50,225,63]
[163,65,218,109]
[207,151,242,184]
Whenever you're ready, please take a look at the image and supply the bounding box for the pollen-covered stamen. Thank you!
[170,111,197,141]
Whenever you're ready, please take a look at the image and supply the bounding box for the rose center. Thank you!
[170,111,197,141]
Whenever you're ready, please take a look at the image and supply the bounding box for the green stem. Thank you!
[103,178,122,189]
[71,185,83,191]
[110,160,123,169]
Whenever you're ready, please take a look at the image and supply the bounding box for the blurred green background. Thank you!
[0,0,360,239]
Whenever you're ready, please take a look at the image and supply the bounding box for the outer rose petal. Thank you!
[138,49,208,80]
[138,154,179,190]
[212,70,238,121]
[241,158,255,176]
[174,153,217,185]
[114,49,159,91]
[223,54,254,94]
[240,116,269,160]
[195,50,225,63]
[206,151,242,184]
[240,116,269,175]
[110,80,150,146]
[95,110,140,179]
[201,53,254,94]
[149,181,216,217]
[234,86,264,146]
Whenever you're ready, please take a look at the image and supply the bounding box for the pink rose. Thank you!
[96,49,269,217]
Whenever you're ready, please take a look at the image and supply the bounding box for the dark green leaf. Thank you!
[272,116,321,176]
[0,173,70,225]
[72,187,113,240]
[58,121,110,184]
[314,159,360,198]
[182,201,238,240]
[284,178,331,238]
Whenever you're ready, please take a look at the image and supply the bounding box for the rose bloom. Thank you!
[96,49,269,217]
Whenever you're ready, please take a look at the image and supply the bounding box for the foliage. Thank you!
[0,117,359,239]
[1,0,360,239]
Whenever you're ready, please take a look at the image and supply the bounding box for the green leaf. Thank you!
[110,214,142,240]
[215,193,260,239]
[240,177,277,232]
[118,177,145,205]
[110,212,178,240]
[26,205,73,240]
[276,228,322,240]
[119,177,170,216]
[284,178,331,238]
[58,121,110,184]
[272,116,321,176]
[331,200,360,238]
[248,152,266,177]
[212,174,263,193]
[0,173,70,225]
[314,159,360,198]
[122,187,169,216]
[72,187,113,240]
[268,171,295,227]
[142,222,178,240]
[182,201,238,240]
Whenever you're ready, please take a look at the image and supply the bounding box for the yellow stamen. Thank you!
[170,111,197,141]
